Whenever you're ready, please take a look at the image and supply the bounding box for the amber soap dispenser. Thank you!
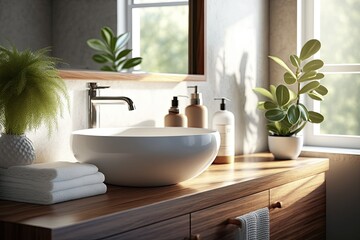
[164,96,188,127]
[185,86,208,128]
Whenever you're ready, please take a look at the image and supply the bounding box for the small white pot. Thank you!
[268,135,303,160]
[0,133,35,168]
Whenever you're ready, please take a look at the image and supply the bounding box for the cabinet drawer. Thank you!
[191,191,269,240]
[270,173,326,240]
[104,214,189,240]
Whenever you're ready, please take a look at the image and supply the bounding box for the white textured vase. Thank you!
[0,133,35,168]
[268,135,303,160]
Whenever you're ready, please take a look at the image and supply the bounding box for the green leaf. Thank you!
[115,32,130,51]
[257,101,265,110]
[122,57,142,69]
[308,111,324,123]
[303,59,324,72]
[290,55,300,68]
[291,121,307,135]
[87,39,108,52]
[92,54,109,63]
[298,103,309,121]
[267,123,280,135]
[101,27,114,45]
[299,81,320,94]
[116,49,132,61]
[264,101,278,110]
[300,39,321,60]
[253,87,274,101]
[276,84,290,106]
[265,109,286,122]
[314,85,328,96]
[303,73,325,82]
[287,105,301,124]
[284,72,297,84]
[308,91,324,101]
[299,71,318,82]
[269,56,297,79]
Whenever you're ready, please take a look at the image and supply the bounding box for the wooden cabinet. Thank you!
[191,191,269,239]
[0,155,329,240]
[270,173,326,240]
[104,215,189,240]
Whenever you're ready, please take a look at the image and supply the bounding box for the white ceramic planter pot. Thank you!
[0,133,35,168]
[268,135,303,160]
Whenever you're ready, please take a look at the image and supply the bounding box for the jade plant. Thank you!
[0,45,69,135]
[254,39,328,136]
[87,26,142,72]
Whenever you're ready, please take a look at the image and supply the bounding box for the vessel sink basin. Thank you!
[71,127,220,187]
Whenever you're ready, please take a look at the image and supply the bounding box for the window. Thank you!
[299,0,360,149]
[127,0,189,74]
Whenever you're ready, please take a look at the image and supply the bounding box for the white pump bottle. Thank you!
[212,97,235,164]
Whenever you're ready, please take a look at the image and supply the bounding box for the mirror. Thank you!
[0,0,205,81]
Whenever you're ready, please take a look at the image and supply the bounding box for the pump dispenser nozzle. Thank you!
[214,97,231,110]
[188,86,202,105]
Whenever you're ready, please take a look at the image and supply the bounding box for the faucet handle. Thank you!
[89,82,110,90]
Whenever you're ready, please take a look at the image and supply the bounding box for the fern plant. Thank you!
[87,26,142,72]
[0,45,69,135]
[253,39,328,136]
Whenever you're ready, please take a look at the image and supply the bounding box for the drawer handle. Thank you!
[227,202,282,227]
[270,201,282,209]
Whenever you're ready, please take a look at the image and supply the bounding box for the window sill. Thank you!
[301,146,360,157]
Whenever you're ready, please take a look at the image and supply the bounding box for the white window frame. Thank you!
[298,0,360,149]
[126,0,189,61]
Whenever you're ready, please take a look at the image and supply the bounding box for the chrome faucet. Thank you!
[88,82,135,128]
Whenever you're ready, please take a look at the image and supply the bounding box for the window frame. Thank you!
[126,0,189,72]
[298,0,360,149]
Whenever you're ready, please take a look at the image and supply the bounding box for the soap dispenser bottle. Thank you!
[185,86,208,128]
[212,97,235,164]
[164,96,188,127]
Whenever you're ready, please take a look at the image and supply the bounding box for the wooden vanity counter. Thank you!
[0,153,329,240]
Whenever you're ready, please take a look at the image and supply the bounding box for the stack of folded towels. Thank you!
[0,161,107,205]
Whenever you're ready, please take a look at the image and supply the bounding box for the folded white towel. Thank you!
[254,208,270,240]
[235,212,257,240]
[0,172,105,192]
[0,183,107,205]
[0,161,98,181]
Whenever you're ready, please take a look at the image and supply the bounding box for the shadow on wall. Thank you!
[237,52,266,154]
[215,51,266,154]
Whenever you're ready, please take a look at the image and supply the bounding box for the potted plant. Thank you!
[0,45,69,168]
[87,26,142,72]
[254,39,327,159]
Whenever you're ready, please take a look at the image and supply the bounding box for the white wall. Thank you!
[27,0,269,163]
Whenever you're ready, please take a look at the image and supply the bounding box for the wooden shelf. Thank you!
[0,153,329,239]
[59,70,206,82]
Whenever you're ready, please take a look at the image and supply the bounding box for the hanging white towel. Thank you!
[254,208,270,240]
[0,183,107,205]
[0,161,98,181]
[0,172,105,192]
[235,212,257,240]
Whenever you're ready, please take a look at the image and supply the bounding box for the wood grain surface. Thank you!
[58,70,206,82]
[270,173,326,240]
[191,191,269,239]
[0,154,329,239]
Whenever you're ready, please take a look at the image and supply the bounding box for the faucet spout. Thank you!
[88,82,135,128]
[91,96,136,110]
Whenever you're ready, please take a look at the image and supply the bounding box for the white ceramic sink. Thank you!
[71,127,220,187]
